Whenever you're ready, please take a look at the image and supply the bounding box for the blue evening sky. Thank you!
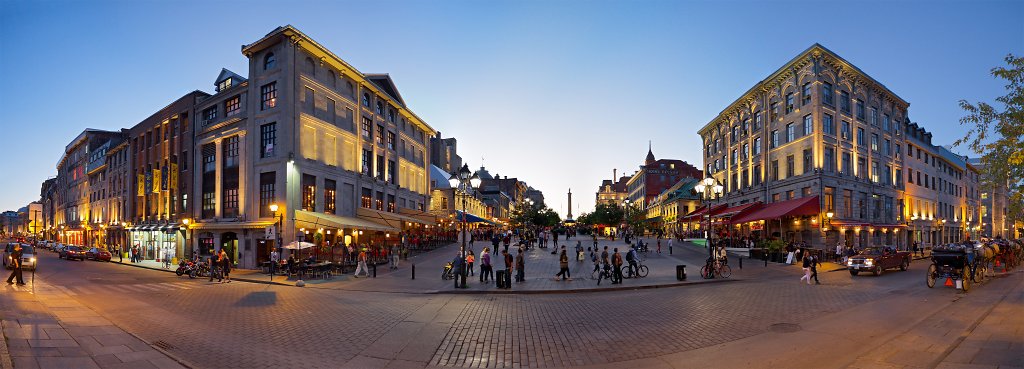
[1,0,1021,217]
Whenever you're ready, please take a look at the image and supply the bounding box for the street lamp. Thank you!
[181,218,192,261]
[449,164,481,252]
[693,177,724,261]
[269,203,283,280]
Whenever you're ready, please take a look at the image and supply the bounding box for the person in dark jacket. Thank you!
[6,244,25,285]
[555,246,571,281]
[452,251,466,289]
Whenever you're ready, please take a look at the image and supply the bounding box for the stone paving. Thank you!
[0,279,185,369]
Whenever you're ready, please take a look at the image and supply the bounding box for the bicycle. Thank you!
[595,264,614,285]
[700,258,731,279]
[621,262,650,279]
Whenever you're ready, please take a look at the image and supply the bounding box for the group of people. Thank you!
[449,246,519,289]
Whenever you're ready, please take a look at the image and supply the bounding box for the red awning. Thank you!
[731,196,820,224]
[680,204,727,222]
[711,202,763,220]
[871,223,909,228]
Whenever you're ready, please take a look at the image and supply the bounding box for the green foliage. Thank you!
[956,54,1024,222]
[510,203,562,228]
[765,239,785,252]
[583,203,624,226]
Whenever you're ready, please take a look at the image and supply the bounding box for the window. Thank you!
[388,159,396,184]
[770,102,779,121]
[388,108,395,123]
[871,161,879,183]
[731,149,737,163]
[741,143,749,160]
[843,152,851,176]
[376,125,384,145]
[261,82,277,110]
[801,187,812,197]
[225,95,240,117]
[824,147,835,172]
[202,192,215,219]
[871,134,879,152]
[771,130,779,148]
[260,123,276,158]
[361,188,372,209]
[840,91,851,113]
[218,78,232,92]
[803,114,813,135]
[263,52,276,70]
[859,193,867,219]
[387,194,395,213]
[202,144,216,173]
[376,191,384,210]
[785,93,795,114]
[857,157,866,179]
[787,190,795,200]
[362,93,370,107]
[376,101,384,115]
[802,83,811,105]
[869,107,878,126]
[857,127,865,147]
[883,139,891,155]
[786,155,795,178]
[841,121,851,140]
[222,187,238,218]
[822,82,834,105]
[770,160,779,181]
[786,123,795,142]
[872,194,881,219]
[885,165,892,186]
[823,114,835,135]
[376,154,385,180]
[824,187,835,212]
[752,164,762,185]
[302,174,316,211]
[324,179,336,214]
[754,137,762,155]
[856,99,865,120]
[362,149,372,175]
[259,172,275,218]
[882,114,890,131]
[895,169,903,188]
[754,112,762,130]
[202,106,217,125]
[361,117,372,139]
[222,135,239,168]
[773,193,781,202]
[387,132,395,150]
[732,126,739,143]
[803,149,812,174]
[843,190,853,218]
[742,119,749,134]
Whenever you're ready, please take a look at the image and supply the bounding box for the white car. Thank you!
[4,243,37,270]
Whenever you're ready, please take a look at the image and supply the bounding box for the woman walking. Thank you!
[220,248,232,283]
[799,253,813,285]
[554,246,572,281]
[466,250,475,277]
[480,248,492,283]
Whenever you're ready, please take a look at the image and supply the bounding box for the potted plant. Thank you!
[766,239,785,263]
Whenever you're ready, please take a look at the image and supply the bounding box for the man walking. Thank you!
[452,251,466,289]
[799,253,813,285]
[515,248,526,283]
[354,248,369,278]
[555,246,571,281]
[611,248,624,284]
[502,249,513,288]
[810,253,821,285]
[6,244,25,285]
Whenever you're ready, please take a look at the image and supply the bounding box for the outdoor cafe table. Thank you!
[305,262,333,279]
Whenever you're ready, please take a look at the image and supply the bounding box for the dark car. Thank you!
[86,247,112,262]
[59,246,86,261]
[847,246,911,276]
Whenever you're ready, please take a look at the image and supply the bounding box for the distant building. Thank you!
[968,158,1009,238]
[624,144,702,210]
[430,132,462,174]
[596,169,630,207]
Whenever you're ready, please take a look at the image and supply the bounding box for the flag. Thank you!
[169,163,178,190]
[137,174,145,196]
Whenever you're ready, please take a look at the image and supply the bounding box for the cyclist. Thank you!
[626,245,639,278]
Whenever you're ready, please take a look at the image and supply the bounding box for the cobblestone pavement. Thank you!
[5,243,1021,368]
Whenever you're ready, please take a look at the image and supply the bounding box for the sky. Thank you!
[0,0,1021,217]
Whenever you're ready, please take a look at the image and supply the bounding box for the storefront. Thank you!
[128,225,183,262]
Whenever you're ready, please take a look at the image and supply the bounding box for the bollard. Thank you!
[764,254,768,267]
[372,263,377,278]
[739,257,743,269]
[669,246,673,255]
[411,263,416,279]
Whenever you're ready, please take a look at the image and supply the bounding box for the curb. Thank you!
[0,319,13,369]
[436,277,741,295]
[109,260,292,287]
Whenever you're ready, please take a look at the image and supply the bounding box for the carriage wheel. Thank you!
[961,268,971,292]
[926,264,936,288]
[973,265,986,283]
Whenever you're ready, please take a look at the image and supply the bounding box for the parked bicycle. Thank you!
[700,257,731,279]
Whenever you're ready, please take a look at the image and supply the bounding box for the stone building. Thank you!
[54,129,124,246]
[968,158,1010,238]
[698,44,909,249]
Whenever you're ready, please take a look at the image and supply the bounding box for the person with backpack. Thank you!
[626,245,639,278]
[515,247,526,283]
[555,246,571,281]
[611,248,624,284]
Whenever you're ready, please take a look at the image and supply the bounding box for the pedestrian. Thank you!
[270,247,280,275]
[611,248,624,284]
[354,248,369,278]
[799,253,813,285]
[6,244,25,285]
[515,247,526,283]
[452,251,466,289]
[208,253,220,282]
[480,247,492,283]
[835,243,843,263]
[503,249,513,288]
[810,253,821,285]
[626,245,639,277]
[668,238,673,253]
[466,250,475,277]
[117,245,123,263]
[913,241,920,257]
[591,247,601,277]
[575,241,584,262]
[220,248,232,283]
[657,238,662,254]
[555,246,572,281]
[390,244,400,270]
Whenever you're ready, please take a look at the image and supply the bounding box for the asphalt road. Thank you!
[7,245,1022,368]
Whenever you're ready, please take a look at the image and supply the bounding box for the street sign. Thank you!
[265,225,276,240]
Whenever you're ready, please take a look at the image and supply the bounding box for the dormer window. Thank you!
[218,78,232,92]
[264,52,276,70]
[362,93,370,107]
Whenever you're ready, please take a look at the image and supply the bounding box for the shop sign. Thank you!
[751,222,764,231]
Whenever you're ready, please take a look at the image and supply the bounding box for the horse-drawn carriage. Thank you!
[926,243,979,291]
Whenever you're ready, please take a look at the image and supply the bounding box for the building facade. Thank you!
[625,146,702,210]
[54,129,124,246]
[699,44,909,249]
[968,158,1010,238]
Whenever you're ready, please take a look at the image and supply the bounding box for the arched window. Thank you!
[304,57,316,76]
[362,93,370,107]
[264,53,276,70]
[328,70,336,88]
[376,101,384,115]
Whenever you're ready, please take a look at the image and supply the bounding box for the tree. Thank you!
[588,203,624,226]
[956,54,1024,223]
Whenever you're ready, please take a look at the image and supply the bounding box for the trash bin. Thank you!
[676,265,687,281]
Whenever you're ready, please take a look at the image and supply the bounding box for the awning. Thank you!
[396,208,438,225]
[731,196,820,224]
[680,204,727,222]
[357,208,429,229]
[712,202,763,220]
[871,223,909,228]
[644,216,663,223]
[295,210,399,233]
[455,210,493,224]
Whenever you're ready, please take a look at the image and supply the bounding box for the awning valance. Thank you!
[680,204,727,222]
[357,208,430,229]
[295,210,399,233]
[711,202,763,220]
[731,196,820,224]
[455,210,493,224]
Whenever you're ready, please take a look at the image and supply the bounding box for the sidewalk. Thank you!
[0,279,188,369]
[110,238,780,294]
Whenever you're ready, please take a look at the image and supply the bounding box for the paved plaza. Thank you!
[2,240,1022,369]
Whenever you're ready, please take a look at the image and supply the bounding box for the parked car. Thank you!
[4,243,37,270]
[59,246,86,261]
[847,247,912,276]
[85,247,112,262]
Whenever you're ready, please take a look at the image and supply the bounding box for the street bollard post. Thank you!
[739,257,742,269]
[669,246,673,255]
[372,263,377,278]
[411,263,415,279]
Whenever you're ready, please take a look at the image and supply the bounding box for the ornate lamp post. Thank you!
[448,164,481,253]
[693,177,724,260]
[269,203,283,279]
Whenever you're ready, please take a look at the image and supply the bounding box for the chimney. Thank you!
[613,168,617,180]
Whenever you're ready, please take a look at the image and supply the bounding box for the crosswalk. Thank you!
[57,280,219,296]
